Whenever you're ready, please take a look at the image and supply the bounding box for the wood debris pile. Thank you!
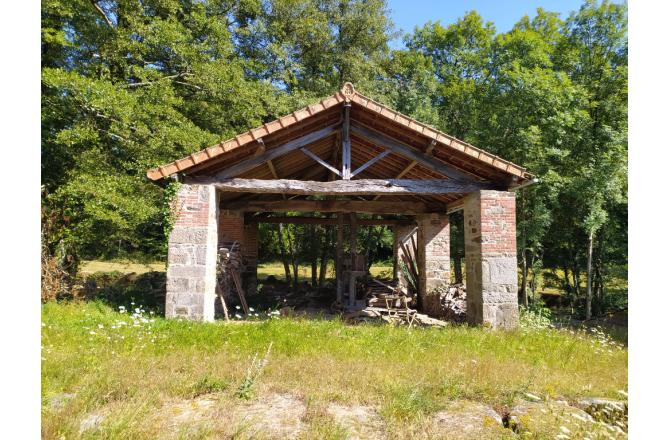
[438,283,467,323]
[217,243,249,318]
[343,279,448,327]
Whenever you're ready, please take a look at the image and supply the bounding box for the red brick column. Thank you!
[417,213,450,315]
[166,184,218,321]
[463,190,518,329]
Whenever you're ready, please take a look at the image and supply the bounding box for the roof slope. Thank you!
[146,83,532,183]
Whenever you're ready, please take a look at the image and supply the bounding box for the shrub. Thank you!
[519,303,553,330]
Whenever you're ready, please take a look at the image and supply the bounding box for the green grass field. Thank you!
[42,301,627,439]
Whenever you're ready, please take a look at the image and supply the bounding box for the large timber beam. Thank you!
[205,125,338,180]
[224,199,444,215]
[350,124,485,183]
[246,216,415,226]
[197,178,488,195]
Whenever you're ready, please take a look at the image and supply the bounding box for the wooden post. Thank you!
[349,212,358,307]
[392,226,399,281]
[342,103,351,179]
[336,213,344,303]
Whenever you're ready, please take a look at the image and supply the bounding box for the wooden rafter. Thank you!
[350,124,484,183]
[300,147,342,177]
[350,150,391,178]
[207,125,338,180]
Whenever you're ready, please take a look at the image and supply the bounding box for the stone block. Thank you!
[170,227,210,244]
[168,265,206,278]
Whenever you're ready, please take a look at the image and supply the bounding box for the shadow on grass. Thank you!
[77,271,166,315]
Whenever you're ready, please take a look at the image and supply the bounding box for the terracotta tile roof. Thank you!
[146,83,533,181]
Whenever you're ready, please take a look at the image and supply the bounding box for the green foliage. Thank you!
[520,303,553,330]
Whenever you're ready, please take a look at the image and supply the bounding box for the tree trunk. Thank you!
[453,254,463,284]
[277,224,292,284]
[585,231,594,320]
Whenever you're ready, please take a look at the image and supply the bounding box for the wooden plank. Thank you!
[204,178,487,195]
[246,216,414,226]
[208,125,338,180]
[224,199,443,215]
[300,147,342,177]
[350,150,391,177]
[350,124,484,182]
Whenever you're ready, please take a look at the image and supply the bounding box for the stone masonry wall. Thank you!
[166,184,218,321]
[463,190,519,329]
[417,213,450,316]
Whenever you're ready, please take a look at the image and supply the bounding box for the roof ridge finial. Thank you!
[341,82,355,101]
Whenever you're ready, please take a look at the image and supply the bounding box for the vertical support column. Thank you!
[417,213,450,316]
[336,213,344,303]
[342,103,351,179]
[393,223,414,289]
[463,190,519,329]
[243,221,259,296]
[166,184,218,321]
[348,213,358,307]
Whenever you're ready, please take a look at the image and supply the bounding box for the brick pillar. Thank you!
[166,184,218,321]
[417,213,450,315]
[463,190,519,329]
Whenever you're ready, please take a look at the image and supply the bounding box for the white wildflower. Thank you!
[89,331,96,335]
[235,306,241,310]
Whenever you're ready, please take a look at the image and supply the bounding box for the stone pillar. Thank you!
[166,184,218,321]
[463,190,519,329]
[417,213,450,315]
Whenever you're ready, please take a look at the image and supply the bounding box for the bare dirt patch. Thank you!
[327,402,385,439]
[232,393,307,439]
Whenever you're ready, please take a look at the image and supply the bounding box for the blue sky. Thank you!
[387,0,588,48]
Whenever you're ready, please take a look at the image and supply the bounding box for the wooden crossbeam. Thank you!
[209,124,338,180]
[350,124,482,182]
[300,147,342,177]
[224,199,444,214]
[204,178,486,195]
[246,216,415,226]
